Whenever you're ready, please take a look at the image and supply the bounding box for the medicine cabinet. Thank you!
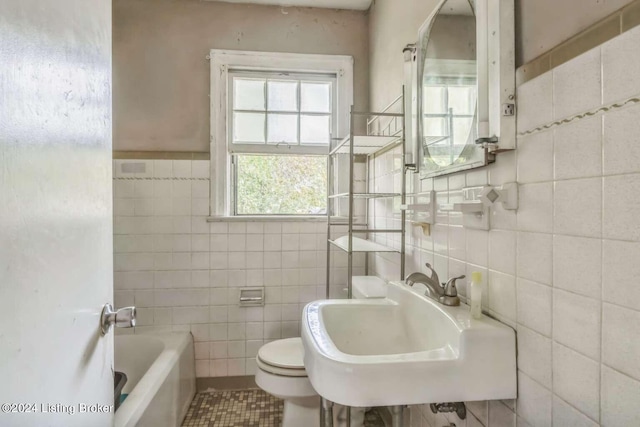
[404,0,515,178]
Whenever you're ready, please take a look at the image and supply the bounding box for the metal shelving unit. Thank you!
[325,93,407,299]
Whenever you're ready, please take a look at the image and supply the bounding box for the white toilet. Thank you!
[255,337,321,426]
[255,278,387,427]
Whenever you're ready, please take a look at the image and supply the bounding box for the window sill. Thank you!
[206,215,328,223]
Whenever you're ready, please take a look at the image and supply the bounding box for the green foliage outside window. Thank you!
[236,155,327,215]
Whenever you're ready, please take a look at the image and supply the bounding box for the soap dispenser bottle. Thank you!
[469,272,483,319]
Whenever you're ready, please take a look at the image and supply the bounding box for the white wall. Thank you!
[113,0,369,152]
[516,0,634,64]
[369,25,640,427]
[368,0,441,112]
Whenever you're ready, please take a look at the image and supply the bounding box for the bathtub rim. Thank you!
[114,331,194,427]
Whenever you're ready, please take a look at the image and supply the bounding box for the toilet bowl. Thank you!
[255,338,321,427]
[255,278,387,427]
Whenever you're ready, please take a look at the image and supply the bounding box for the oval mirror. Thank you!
[418,0,487,178]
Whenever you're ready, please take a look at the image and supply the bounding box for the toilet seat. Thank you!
[257,338,307,377]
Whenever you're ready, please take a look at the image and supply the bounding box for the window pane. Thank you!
[453,118,474,145]
[424,117,447,138]
[301,82,331,113]
[300,115,330,144]
[267,114,298,144]
[234,78,265,111]
[423,86,446,114]
[268,80,298,112]
[448,86,476,115]
[236,155,327,215]
[234,112,265,143]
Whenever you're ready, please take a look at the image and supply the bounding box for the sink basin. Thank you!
[301,281,516,407]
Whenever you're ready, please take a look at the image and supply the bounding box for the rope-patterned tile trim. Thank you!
[113,177,210,181]
[518,96,640,136]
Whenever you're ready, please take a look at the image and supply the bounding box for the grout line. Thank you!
[599,108,606,426]
[601,363,640,385]
[554,394,600,426]
[549,126,556,424]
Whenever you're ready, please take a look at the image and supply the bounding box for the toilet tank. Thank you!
[352,276,387,299]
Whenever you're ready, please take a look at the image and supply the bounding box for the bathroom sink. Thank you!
[301,281,517,407]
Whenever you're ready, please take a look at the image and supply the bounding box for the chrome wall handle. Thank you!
[100,303,136,335]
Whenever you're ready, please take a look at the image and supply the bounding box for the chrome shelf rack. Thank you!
[325,92,407,299]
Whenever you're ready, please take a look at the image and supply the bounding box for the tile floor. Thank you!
[182,389,386,427]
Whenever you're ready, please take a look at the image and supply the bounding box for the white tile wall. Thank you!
[517,326,552,388]
[370,25,640,427]
[113,159,362,378]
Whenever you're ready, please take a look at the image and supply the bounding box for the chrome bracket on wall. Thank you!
[430,402,466,420]
[239,288,265,307]
[401,190,436,235]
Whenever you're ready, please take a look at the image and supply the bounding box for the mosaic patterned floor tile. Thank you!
[182,389,386,427]
[182,390,282,427]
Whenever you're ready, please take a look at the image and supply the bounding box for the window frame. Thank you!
[209,50,353,218]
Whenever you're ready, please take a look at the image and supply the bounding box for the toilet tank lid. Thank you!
[257,337,305,369]
[352,276,387,299]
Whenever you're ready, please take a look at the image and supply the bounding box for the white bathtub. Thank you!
[114,332,196,427]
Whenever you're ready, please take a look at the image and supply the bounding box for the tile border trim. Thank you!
[518,95,640,136]
[113,177,210,181]
[113,151,210,160]
[517,0,640,86]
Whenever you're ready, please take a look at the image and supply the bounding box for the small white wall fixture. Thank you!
[401,191,436,235]
[440,183,518,230]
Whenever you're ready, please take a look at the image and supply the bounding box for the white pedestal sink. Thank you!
[301,281,516,407]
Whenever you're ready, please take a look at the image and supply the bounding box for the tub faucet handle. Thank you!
[100,303,137,335]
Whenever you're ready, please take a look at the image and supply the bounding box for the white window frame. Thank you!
[209,49,353,217]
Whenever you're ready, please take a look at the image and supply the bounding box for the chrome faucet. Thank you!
[405,263,465,307]
[406,263,441,297]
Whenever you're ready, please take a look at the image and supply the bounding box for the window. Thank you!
[229,71,334,216]
[210,50,353,217]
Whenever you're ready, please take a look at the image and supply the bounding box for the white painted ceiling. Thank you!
[204,0,373,11]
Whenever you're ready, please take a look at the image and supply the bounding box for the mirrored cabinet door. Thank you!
[409,0,515,179]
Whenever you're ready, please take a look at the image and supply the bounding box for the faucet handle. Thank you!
[443,275,466,297]
[439,275,465,307]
